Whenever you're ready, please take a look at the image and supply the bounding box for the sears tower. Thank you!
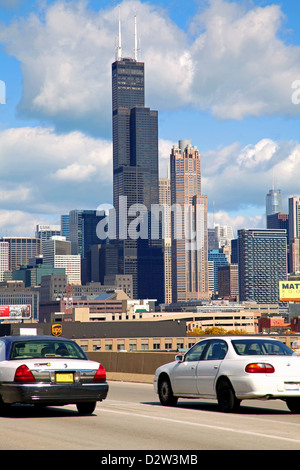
[111,13,164,302]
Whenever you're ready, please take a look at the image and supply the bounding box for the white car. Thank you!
[0,335,108,415]
[153,336,300,413]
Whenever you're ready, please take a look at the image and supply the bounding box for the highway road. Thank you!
[1,381,300,451]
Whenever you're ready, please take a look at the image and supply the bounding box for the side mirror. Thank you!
[175,354,184,362]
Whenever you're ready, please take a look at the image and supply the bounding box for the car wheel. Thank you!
[158,376,178,406]
[0,395,10,415]
[286,398,300,413]
[76,402,96,415]
[216,379,240,413]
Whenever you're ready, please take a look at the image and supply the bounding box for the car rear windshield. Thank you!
[9,340,87,360]
[231,339,295,356]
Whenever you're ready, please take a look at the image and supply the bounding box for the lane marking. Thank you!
[104,398,300,428]
[100,406,300,445]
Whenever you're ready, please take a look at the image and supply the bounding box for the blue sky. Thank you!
[0,0,300,236]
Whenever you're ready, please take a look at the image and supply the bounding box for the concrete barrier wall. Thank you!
[87,351,177,376]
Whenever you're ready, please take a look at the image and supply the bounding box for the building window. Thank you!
[93,341,101,351]
[80,341,88,351]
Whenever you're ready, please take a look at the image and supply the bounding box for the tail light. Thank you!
[14,365,36,383]
[245,363,275,374]
[93,364,106,383]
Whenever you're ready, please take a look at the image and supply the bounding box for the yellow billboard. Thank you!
[279,281,300,301]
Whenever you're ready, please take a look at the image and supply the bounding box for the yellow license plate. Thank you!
[56,372,74,384]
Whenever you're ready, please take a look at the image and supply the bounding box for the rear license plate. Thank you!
[284,382,300,391]
[56,372,74,384]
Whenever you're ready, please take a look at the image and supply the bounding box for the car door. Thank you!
[196,339,228,396]
[172,340,209,396]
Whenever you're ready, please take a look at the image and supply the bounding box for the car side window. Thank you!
[202,340,228,361]
[185,340,209,362]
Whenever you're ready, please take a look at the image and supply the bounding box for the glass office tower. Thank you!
[266,188,282,225]
[69,209,106,259]
[238,228,287,304]
[111,53,163,302]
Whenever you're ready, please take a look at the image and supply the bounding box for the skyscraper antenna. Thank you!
[117,6,122,61]
[134,15,138,61]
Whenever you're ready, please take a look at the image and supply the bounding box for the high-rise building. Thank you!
[61,215,70,241]
[42,236,71,259]
[266,188,282,224]
[69,209,105,259]
[159,177,172,304]
[218,264,239,300]
[208,260,214,294]
[208,249,228,293]
[0,241,9,282]
[208,225,234,261]
[35,224,61,252]
[170,140,209,302]
[43,236,81,284]
[289,196,300,242]
[267,212,289,234]
[238,229,287,304]
[2,237,40,271]
[289,238,300,274]
[288,197,300,274]
[111,14,163,302]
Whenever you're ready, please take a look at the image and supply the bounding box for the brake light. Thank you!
[14,364,36,383]
[93,364,106,383]
[245,363,275,374]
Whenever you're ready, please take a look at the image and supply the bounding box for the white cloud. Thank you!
[0,129,297,237]
[208,210,264,236]
[0,126,112,219]
[202,138,300,214]
[0,209,58,238]
[0,186,32,204]
[189,0,300,119]
[55,163,97,181]
[1,0,299,132]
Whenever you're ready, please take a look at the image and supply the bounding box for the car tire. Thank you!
[158,376,178,406]
[286,398,300,414]
[76,402,96,415]
[0,395,10,415]
[216,379,240,413]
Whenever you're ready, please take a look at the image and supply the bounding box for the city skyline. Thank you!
[0,0,300,238]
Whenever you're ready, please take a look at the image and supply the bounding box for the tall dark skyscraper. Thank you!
[111,14,163,302]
